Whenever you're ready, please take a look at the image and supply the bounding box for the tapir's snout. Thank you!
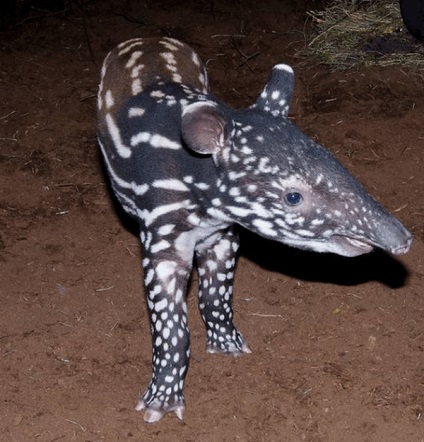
[375,215,413,256]
[338,209,413,257]
[315,216,413,258]
[391,238,413,255]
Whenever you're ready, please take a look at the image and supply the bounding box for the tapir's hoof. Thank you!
[135,399,185,423]
[206,330,252,355]
[206,341,252,356]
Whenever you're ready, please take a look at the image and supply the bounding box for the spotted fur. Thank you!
[97,37,412,422]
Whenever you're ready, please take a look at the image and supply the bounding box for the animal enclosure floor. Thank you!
[0,1,423,441]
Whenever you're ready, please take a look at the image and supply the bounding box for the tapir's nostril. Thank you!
[390,234,413,255]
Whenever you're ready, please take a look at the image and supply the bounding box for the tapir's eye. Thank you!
[285,192,302,206]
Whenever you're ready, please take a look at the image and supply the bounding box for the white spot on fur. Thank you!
[252,219,277,237]
[151,90,165,98]
[105,114,131,158]
[137,61,153,80]
[128,107,145,117]
[132,78,142,95]
[131,132,181,149]
[160,40,179,51]
[118,39,144,56]
[161,52,176,65]
[125,50,143,69]
[172,73,183,83]
[156,261,177,281]
[155,298,169,312]
[226,206,252,218]
[315,174,323,185]
[152,179,189,191]
[158,224,175,236]
[141,200,192,227]
[145,269,154,286]
[105,90,114,109]
[151,240,171,254]
[195,182,210,190]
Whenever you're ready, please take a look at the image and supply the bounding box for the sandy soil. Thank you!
[1,1,423,441]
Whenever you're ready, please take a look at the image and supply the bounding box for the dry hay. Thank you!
[304,0,424,70]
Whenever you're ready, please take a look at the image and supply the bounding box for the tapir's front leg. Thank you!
[135,228,193,423]
[195,227,251,355]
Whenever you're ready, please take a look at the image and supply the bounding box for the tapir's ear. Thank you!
[253,64,294,117]
[181,102,227,155]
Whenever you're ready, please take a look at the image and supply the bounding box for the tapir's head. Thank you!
[181,65,413,257]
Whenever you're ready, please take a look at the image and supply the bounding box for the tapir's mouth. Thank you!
[335,235,374,257]
[337,231,413,256]
[344,237,374,252]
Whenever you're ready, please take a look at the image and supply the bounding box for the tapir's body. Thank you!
[97,37,412,422]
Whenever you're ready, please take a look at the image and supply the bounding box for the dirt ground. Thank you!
[1,1,423,441]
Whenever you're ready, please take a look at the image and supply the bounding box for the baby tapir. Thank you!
[97,37,412,422]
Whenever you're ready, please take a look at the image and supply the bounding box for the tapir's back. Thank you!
[97,37,209,122]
